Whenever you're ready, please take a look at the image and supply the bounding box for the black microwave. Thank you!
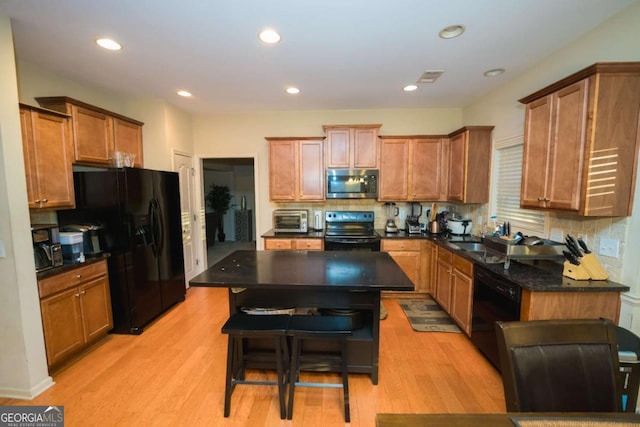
[326,169,378,199]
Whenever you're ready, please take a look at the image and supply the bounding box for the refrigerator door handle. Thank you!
[148,200,159,256]
[150,198,165,256]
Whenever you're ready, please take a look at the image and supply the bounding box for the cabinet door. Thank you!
[379,139,410,200]
[298,140,324,200]
[546,80,587,211]
[451,270,473,335]
[388,251,421,288]
[447,132,466,202]
[353,127,378,168]
[269,140,297,201]
[325,128,350,168]
[435,258,452,312]
[71,105,114,165]
[113,118,144,168]
[20,107,75,209]
[80,276,113,342]
[411,138,443,200]
[521,95,553,208]
[20,108,38,207]
[40,287,85,366]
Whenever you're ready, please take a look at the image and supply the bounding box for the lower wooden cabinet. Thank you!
[433,246,474,335]
[38,260,113,368]
[381,239,423,292]
[450,255,474,335]
[264,238,324,251]
[434,247,453,312]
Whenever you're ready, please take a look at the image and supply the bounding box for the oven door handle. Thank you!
[325,237,381,244]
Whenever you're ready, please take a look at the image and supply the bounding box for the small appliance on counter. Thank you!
[60,224,104,257]
[273,209,308,233]
[31,224,63,272]
[447,218,473,235]
[313,210,323,231]
[383,202,399,233]
[60,231,85,264]
[405,202,422,234]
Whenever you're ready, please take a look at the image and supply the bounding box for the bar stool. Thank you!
[221,313,290,419]
[286,315,352,422]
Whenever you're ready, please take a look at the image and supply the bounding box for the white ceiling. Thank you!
[0,0,637,114]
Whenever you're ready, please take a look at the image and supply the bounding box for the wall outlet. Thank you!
[477,215,483,225]
[599,238,619,258]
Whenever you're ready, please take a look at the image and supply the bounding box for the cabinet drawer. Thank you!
[294,239,324,250]
[382,239,421,252]
[437,247,452,263]
[453,255,473,277]
[264,239,293,250]
[38,260,108,299]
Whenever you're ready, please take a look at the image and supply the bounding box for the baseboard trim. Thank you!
[0,376,54,399]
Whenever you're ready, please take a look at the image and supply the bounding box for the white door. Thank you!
[173,151,198,282]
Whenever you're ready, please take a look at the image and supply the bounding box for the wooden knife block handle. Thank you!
[580,253,609,280]
[562,261,591,280]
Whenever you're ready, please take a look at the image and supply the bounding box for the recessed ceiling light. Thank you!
[484,68,505,77]
[403,85,418,92]
[439,25,465,39]
[259,29,281,45]
[95,38,122,51]
[286,87,300,95]
[177,90,192,97]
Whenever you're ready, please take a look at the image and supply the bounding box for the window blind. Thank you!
[493,137,545,236]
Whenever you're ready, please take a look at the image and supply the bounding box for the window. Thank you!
[492,136,545,236]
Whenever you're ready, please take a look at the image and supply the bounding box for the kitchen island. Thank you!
[189,250,415,384]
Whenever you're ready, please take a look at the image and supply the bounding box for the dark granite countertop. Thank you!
[259,228,628,293]
[190,250,414,291]
[36,253,111,280]
[261,229,325,238]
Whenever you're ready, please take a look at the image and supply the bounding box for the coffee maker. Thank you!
[31,224,64,272]
[405,202,422,234]
[384,202,399,233]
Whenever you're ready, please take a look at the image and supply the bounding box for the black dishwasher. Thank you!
[471,265,521,370]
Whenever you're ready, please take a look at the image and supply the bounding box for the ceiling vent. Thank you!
[417,70,444,84]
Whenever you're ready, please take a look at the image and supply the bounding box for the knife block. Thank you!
[580,253,609,280]
[562,261,591,280]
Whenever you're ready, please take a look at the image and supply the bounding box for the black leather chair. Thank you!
[221,313,290,419]
[286,315,352,422]
[496,319,623,412]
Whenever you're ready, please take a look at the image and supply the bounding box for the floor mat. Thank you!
[398,298,461,333]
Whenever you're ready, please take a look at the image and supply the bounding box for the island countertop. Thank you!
[190,250,415,291]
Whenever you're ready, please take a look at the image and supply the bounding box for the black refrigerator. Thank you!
[58,167,186,334]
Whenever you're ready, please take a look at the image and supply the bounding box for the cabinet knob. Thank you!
[76,274,82,279]
[42,198,48,203]
[35,199,41,203]
[80,290,86,295]
[75,293,80,297]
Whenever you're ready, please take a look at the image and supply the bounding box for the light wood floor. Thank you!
[0,287,505,426]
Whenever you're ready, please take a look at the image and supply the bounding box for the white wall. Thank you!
[0,17,53,398]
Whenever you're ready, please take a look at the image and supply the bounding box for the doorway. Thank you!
[202,158,256,266]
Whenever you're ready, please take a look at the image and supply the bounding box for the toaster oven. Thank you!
[273,209,308,233]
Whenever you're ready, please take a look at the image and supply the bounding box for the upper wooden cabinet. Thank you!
[447,126,494,203]
[35,96,144,168]
[323,124,381,169]
[519,62,640,216]
[267,137,325,202]
[378,136,447,201]
[19,104,75,210]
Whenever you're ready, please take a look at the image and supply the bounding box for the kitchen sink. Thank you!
[453,242,486,252]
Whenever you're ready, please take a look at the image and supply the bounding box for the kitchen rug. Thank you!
[399,298,461,333]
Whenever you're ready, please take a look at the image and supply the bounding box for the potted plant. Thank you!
[206,184,232,242]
